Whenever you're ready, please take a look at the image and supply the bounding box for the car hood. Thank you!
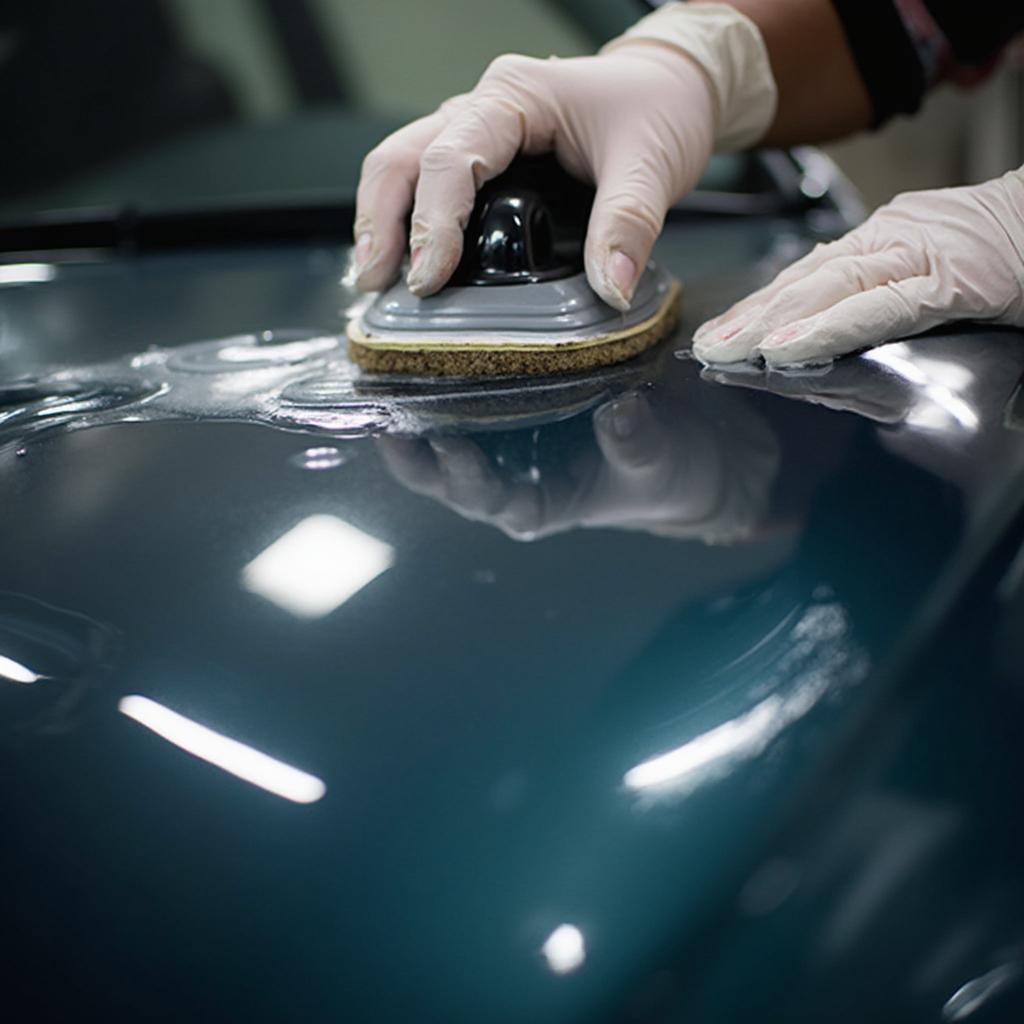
[2,211,1024,1022]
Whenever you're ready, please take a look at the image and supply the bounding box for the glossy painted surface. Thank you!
[2,209,1024,1022]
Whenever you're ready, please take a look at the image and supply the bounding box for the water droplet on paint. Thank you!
[276,403,391,437]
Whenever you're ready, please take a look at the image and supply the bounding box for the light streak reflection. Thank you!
[624,695,785,791]
[625,603,856,794]
[119,695,326,804]
[864,345,979,431]
[0,653,42,684]
[0,263,56,286]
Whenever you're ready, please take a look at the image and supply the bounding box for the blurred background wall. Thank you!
[171,0,1024,211]
[823,57,1024,209]
[3,0,1021,215]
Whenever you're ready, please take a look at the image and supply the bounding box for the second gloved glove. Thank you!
[693,167,1024,367]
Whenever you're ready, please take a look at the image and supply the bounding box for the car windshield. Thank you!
[0,0,757,221]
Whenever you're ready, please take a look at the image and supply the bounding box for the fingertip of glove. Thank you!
[756,321,832,368]
[692,317,720,343]
[353,262,389,293]
[405,236,465,296]
[354,232,373,267]
[607,251,637,307]
[691,316,759,365]
[349,232,399,292]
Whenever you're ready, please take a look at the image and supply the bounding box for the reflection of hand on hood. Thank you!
[700,334,1024,522]
[376,387,780,544]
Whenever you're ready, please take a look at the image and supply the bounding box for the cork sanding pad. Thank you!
[348,273,682,378]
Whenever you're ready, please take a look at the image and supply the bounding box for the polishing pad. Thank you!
[347,156,682,377]
[348,270,681,377]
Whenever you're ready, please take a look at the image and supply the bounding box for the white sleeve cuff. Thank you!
[602,2,778,152]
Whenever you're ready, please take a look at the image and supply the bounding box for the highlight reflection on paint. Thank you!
[0,653,43,684]
[119,695,326,804]
[625,696,784,790]
[541,924,586,974]
[625,601,861,793]
[942,962,1022,1021]
[864,345,979,431]
[0,263,56,286]
[241,514,394,619]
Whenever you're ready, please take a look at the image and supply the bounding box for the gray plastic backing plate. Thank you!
[358,265,676,346]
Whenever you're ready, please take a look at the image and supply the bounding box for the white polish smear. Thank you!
[0,325,649,450]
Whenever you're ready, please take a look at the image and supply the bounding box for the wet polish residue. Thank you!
[0,324,659,451]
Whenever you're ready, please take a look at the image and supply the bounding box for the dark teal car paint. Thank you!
[2,194,1024,1021]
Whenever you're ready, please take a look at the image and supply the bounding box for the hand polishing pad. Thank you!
[348,156,681,377]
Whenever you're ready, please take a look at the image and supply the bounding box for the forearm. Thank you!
[696,0,871,145]
[702,0,1024,146]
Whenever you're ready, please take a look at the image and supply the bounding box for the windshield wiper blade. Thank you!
[0,196,358,256]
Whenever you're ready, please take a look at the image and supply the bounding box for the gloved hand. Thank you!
[352,3,776,311]
[693,167,1024,367]
[352,51,713,312]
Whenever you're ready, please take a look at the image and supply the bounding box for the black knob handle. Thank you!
[448,154,593,287]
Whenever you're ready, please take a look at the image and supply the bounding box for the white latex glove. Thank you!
[693,167,1024,367]
[352,3,776,312]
